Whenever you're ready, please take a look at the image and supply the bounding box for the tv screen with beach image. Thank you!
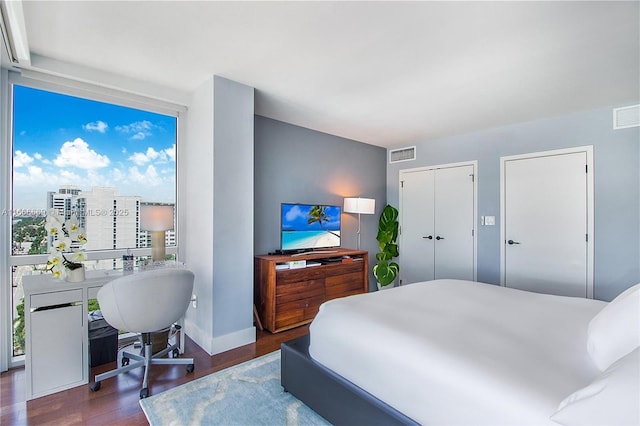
[281,203,341,251]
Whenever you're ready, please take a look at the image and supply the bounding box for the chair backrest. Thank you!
[97,268,195,333]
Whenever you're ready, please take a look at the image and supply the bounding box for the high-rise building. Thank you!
[46,185,82,249]
[77,187,141,251]
[45,187,175,263]
[46,185,81,220]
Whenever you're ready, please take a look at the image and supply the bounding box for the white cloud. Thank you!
[286,205,305,221]
[128,146,175,166]
[164,144,176,162]
[111,168,126,182]
[128,165,162,185]
[33,153,43,160]
[128,147,160,166]
[53,138,110,169]
[14,165,59,187]
[23,165,45,182]
[132,132,147,140]
[59,169,83,183]
[116,120,155,140]
[13,150,33,168]
[83,120,108,133]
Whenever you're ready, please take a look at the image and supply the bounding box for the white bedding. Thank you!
[309,279,607,425]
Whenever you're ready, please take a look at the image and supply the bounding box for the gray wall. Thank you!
[387,104,640,301]
[212,77,255,337]
[182,75,255,355]
[254,116,387,290]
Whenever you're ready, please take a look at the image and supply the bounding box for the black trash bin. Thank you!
[88,310,118,367]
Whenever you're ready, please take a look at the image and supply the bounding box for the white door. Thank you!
[400,169,435,284]
[400,163,476,284]
[502,148,593,297]
[434,165,475,280]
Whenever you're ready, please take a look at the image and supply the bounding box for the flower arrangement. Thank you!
[45,209,87,280]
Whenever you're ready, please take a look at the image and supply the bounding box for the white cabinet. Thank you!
[22,272,119,400]
[400,162,477,284]
[30,301,84,396]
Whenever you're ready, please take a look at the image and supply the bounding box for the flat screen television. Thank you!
[281,203,341,252]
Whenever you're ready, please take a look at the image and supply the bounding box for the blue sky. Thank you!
[12,85,177,210]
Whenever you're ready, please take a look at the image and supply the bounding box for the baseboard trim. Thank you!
[183,319,256,356]
[210,327,256,355]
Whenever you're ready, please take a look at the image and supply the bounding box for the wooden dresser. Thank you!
[254,248,369,333]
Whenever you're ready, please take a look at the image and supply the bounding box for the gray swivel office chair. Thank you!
[89,268,195,399]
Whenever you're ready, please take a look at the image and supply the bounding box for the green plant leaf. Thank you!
[386,243,399,258]
[373,260,398,286]
[376,229,393,244]
[379,204,398,227]
[373,204,400,285]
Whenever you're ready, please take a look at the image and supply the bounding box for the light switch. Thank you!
[484,216,496,226]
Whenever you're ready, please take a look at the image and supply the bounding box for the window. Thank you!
[7,78,178,360]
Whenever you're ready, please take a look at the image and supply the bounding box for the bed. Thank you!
[281,279,640,425]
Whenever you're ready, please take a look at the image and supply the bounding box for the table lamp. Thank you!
[343,197,375,249]
[140,204,174,262]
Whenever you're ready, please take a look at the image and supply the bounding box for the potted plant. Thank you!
[373,204,399,290]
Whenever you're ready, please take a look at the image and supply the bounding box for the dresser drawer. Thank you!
[325,271,364,299]
[322,261,363,277]
[30,289,83,310]
[275,294,324,330]
[276,279,325,303]
[276,266,327,284]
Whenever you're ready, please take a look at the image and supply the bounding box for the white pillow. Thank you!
[551,347,640,425]
[587,283,640,371]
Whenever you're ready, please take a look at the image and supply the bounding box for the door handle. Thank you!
[436,236,444,240]
[507,239,520,245]
[422,235,433,240]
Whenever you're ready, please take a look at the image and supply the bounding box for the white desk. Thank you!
[22,270,185,400]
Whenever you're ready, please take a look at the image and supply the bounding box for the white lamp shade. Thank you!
[140,205,175,231]
[344,198,376,215]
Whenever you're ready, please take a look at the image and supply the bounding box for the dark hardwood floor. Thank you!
[1,325,309,425]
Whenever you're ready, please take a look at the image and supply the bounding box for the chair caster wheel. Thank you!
[172,348,179,358]
[90,381,101,392]
[122,357,130,367]
[186,364,194,373]
[140,388,149,399]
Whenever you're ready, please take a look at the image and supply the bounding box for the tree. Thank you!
[307,205,339,238]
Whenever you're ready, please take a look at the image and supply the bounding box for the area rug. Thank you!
[139,350,330,425]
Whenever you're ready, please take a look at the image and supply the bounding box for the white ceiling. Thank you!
[15,1,640,147]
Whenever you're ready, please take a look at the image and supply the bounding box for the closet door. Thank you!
[434,165,475,280]
[399,169,435,284]
[400,163,476,285]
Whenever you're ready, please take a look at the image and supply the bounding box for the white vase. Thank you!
[66,266,86,283]
[377,281,395,291]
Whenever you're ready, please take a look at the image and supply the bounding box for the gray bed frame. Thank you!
[281,335,419,425]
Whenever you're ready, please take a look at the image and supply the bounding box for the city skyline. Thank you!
[12,85,177,210]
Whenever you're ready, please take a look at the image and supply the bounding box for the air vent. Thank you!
[613,104,640,129]
[389,146,416,164]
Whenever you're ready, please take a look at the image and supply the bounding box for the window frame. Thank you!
[2,71,183,368]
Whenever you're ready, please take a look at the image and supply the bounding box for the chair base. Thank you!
[90,332,194,399]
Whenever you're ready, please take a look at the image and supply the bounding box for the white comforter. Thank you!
[309,279,606,425]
